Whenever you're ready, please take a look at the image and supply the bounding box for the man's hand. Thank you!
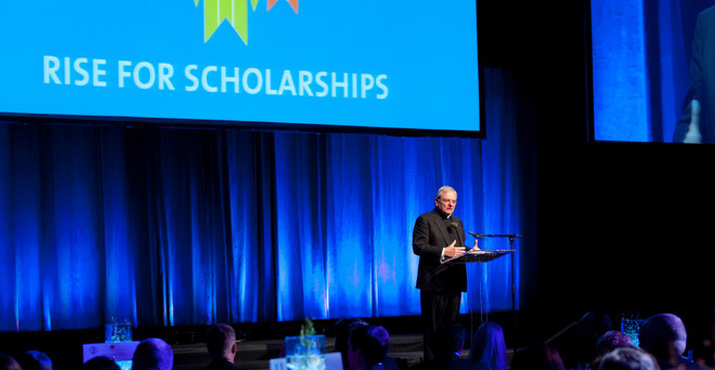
[472,239,479,250]
[443,240,466,258]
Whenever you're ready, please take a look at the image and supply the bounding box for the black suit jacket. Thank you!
[412,207,467,292]
[201,358,236,370]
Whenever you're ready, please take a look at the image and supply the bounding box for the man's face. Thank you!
[435,191,457,216]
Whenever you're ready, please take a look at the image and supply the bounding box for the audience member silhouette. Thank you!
[597,346,659,370]
[465,322,508,370]
[347,324,390,370]
[639,313,694,370]
[203,323,238,370]
[692,308,715,368]
[431,322,466,370]
[444,323,466,359]
[552,311,612,369]
[592,330,635,368]
[596,331,634,356]
[693,308,715,368]
[15,351,52,370]
[336,318,370,370]
[132,338,174,370]
[81,356,121,370]
[510,342,565,370]
[0,354,21,370]
[336,319,401,370]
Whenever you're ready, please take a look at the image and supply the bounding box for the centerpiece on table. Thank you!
[284,318,326,370]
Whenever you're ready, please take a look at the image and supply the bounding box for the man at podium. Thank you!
[412,185,478,364]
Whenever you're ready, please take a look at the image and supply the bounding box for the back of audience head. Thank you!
[0,354,21,370]
[347,324,390,370]
[335,318,370,370]
[597,347,660,370]
[82,356,121,370]
[469,321,507,370]
[206,323,237,362]
[335,319,370,354]
[579,312,613,339]
[15,351,52,370]
[132,338,173,370]
[595,330,635,359]
[448,322,466,356]
[510,342,565,370]
[435,322,466,360]
[562,312,613,368]
[639,313,687,368]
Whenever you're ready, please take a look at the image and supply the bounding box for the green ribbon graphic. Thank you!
[195,0,296,44]
[195,0,259,43]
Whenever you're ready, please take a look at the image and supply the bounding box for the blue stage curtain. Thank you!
[0,68,527,331]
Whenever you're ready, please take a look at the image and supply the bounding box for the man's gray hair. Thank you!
[436,186,457,199]
[598,346,659,370]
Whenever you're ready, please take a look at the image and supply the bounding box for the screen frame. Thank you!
[0,2,486,139]
[584,0,596,144]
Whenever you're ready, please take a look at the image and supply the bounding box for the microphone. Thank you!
[468,231,485,240]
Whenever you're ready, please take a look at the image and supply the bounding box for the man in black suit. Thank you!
[412,186,477,363]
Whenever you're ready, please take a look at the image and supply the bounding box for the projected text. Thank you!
[43,55,389,99]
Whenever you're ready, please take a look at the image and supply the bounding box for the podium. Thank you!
[439,233,520,348]
[440,248,514,264]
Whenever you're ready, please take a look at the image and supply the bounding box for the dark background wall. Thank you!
[478,0,715,347]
